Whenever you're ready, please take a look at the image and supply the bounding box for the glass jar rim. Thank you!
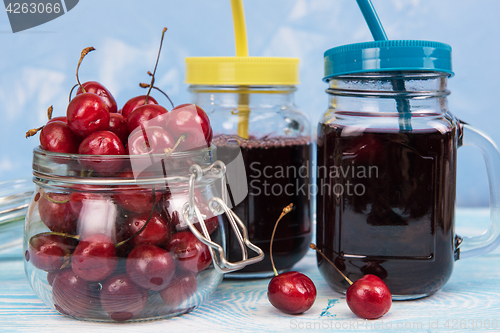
[32,145,218,187]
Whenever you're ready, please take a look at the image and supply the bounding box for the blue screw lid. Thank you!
[323,40,453,81]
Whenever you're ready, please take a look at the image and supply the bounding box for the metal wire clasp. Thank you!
[182,161,264,274]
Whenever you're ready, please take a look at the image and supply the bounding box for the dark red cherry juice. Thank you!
[213,135,312,275]
[316,123,457,297]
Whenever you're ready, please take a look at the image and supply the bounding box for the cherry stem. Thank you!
[25,126,43,139]
[76,47,96,93]
[32,232,80,242]
[145,28,167,104]
[68,83,79,102]
[47,105,53,120]
[115,188,156,248]
[164,134,186,158]
[25,106,53,138]
[270,203,294,276]
[139,83,175,109]
[310,243,353,285]
[45,195,70,204]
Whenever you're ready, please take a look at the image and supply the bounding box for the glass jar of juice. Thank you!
[185,57,313,277]
[316,40,500,299]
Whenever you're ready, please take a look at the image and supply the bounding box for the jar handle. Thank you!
[0,178,33,255]
[457,122,500,259]
[182,162,264,273]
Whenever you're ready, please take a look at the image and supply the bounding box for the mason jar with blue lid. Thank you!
[316,40,500,300]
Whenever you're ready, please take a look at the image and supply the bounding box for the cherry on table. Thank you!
[164,104,212,151]
[121,95,158,119]
[77,81,118,113]
[40,121,80,154]
[126,244,176,291]
[267,204,316,315]
[165,230,211,274]
[346,274,392,319]
[100,273,149,322]
[52,268,100,318]
[71,233,118,282]
[268,271,317,315]
[310,244,392,319]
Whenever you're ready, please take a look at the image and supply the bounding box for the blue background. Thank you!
[0,0,498,207]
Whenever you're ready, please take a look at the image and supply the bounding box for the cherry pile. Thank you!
[25,28,218,322]
[26,27,213,165]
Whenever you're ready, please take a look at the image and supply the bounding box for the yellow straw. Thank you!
[231,0,248,57]
[230,0,250,139]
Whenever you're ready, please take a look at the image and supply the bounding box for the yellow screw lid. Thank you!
[185,57,299,86]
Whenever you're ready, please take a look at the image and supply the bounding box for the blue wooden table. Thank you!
[0,208,499,333]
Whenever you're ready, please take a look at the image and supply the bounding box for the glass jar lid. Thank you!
[323,40,453,81]
[185,57,299,85]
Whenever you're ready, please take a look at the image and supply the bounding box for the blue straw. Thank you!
[356,0,387,41]
[356,0,411,131]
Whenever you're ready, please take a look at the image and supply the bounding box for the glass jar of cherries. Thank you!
[24,144,263,322]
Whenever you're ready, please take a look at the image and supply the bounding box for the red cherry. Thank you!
[47,116,67,124]
[346,274,392,319]
[159,271,197,309]
[39,121,80,154]
[77,81,118,113]
[127,126,175,155]
[123,211,170,247]
[67,93,110,137]
[38,192,77,234]
[127,104,168,133]
[126,244,176,291]
[113,170,162,213]
[121,95,158,119]
[267,271,317,315]
[165,104,212,151]
[165,231,211,274]
[100,273,149,322]
[71,233,118,282]
[52,268,100,318]
[78,130,125,174]
[108,113,129,144]
[28,234,77,272]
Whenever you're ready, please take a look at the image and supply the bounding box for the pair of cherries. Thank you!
[266,204,391,319]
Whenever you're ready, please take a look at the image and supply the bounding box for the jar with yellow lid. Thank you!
[185,56,312,278]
